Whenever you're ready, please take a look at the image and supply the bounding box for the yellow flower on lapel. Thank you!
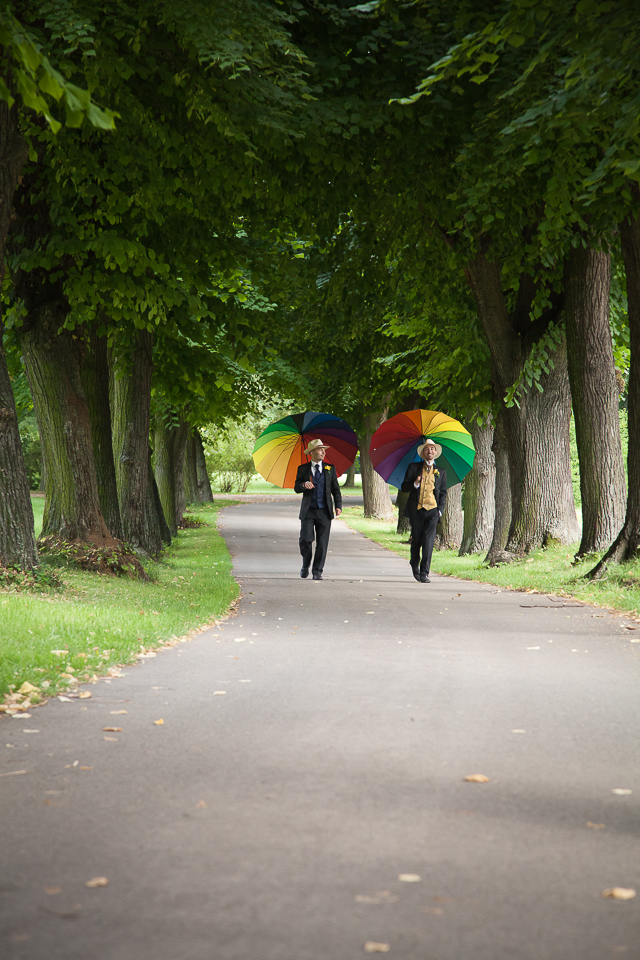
[324,465,331,470]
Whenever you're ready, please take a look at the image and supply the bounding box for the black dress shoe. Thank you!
[312,573,323,580]
[420,572,430,583]
[410,564,421,582]
[300,567,309,578]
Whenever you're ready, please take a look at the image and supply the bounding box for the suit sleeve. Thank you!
[401,463,418,493]
[332,467,342,510]
[294,465,308,494]
[437,469,448,513]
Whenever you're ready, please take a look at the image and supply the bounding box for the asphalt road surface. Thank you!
[1,499,639,960]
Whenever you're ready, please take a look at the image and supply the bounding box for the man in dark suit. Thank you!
[294,439,342,581]
[401,439,448,583]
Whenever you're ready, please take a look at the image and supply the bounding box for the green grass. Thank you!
[244,476,363,496]
[0,499,239,706]
[340,506,640,620]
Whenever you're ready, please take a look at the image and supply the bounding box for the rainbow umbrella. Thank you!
[369,409,475,488]
[252,411,358,489]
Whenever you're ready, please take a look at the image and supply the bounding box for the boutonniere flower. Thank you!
[434,469,440,477]
[324,465,331,471]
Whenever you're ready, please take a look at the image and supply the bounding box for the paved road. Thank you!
[1,500,639,960]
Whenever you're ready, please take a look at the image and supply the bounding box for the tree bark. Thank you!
[459,415,495,556]
[395,490,411,535]
[485,408,512,564]
[154,414,190,535]
[564,240,626,557]
[111,330,162,555]
[590,203,640,573]
[149,447,171,545]
[184,431,199,505]
[435,482,463,550]
[195,430,213,502]
[465,254,579,554]
[0,79,37,569]
[357,408,394,520]
[81,323,122,539]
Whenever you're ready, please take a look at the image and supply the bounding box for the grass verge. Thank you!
[340,506,640,621]
[0,500,239,711]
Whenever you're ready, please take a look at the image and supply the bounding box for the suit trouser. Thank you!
[410,507,439,574]
[299,506,332,574]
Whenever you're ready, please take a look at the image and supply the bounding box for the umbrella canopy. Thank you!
[369,409,475,488]
[252,411,358,489]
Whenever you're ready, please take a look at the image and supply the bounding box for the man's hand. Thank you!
[335,508,342,517]
[304,480,314,489]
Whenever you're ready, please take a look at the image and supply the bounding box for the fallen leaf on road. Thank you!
[624,625,637,630]
[103,727,122,732]
[17,682,37,695]
[85,877,108,888]
[110,710,127,714]
[602,888,636,900]
[196,800,207,808]
[234,638,246,643]
[39,906,79,919]
[587,822,605,829]
[424,907,443,915]
[464,774,490,783]
[526,646,540,650]
[22,729,39,733]
[78,692,92,699]
[355,892,400,904]
[0,769,27,778]
[153,719,164,725]
[103,736,118,741]
[213,691,227,696]
[364,943,390,953]
[44,886,61,895]
[58,696,73,702]
[511,729,526,733]
[612,789,632,795]
[14,712,31,718]
[80,766,92,771]
[398,874,421,882]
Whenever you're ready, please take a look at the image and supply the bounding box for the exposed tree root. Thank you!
[38,536,150,580]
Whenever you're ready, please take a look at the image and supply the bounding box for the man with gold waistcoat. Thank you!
[400,439,448,582]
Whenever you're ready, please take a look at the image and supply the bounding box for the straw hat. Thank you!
[417,438,442,460]
[304,438,331,455]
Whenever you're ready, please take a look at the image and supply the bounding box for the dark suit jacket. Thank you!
[294,462,342,520]
[401,462,447,523]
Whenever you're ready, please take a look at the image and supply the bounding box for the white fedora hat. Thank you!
[304,438,331,455]
[417,438,442,460]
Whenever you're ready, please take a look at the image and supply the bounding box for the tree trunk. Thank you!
[111,330,162,555]
[465,254,580,554]
[395,490,411,535]
[435,482,463,550]
[81,323,122,539]
[564,241,626,557]
[343,462,356,488]
[590,203,640,573]
[154,415,190,535]
[357,408,394,520]
[195,430,213,502]
[485,408,512,564]
[149,447,171,545]
[184,431,199,505]
[19,299,114,547]
[0,84,37,569]
[459,415,495,555]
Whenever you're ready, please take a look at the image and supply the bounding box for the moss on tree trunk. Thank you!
[195,430,213,503]
[154,414,190,535]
